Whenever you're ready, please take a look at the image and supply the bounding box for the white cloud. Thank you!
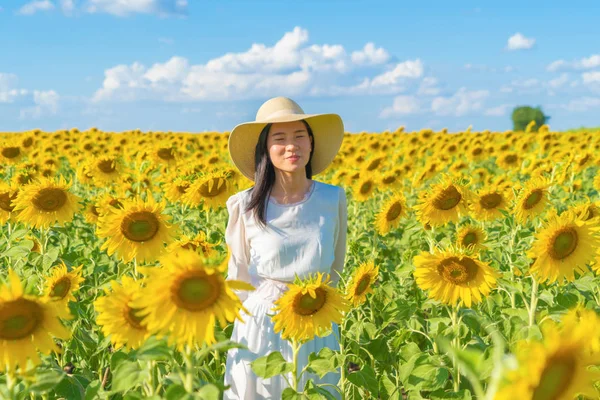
[463,64,515,73]
[0,73,29,103]
[506,32,535,50]
[380,96,421,118]
[20,90,60,119]
[351,42,390,66]
[549,73,570,88]
[547,54,600,71]
[431,88,489,116]
[484,104,512,116]
[60,0,75,14]
[582,71,600,84]
[559,97,600,112]
[17,0,55,15]
[417,77,440,96]
[93,27,422,101]
[85,0,187,17]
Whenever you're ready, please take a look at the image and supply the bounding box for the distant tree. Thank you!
[511,106,550,132]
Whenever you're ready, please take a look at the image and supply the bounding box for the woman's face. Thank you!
[266,120,313,176]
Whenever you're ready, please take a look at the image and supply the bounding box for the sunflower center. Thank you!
[433,185,462,210]
[293,288,327,316]
[97,159,116,173]
[91,205,100,216]
[504,154,518,164]
[124,306,146,330]
[549,228,578,260]
[2,147,21,159]
[50,277,71,300]
[181,242,198,251]
[437,257,478,285]
[157,148,175,160]
[524,189,543,209]
[120,211,160,242]
[109,199,123,209]
[199,178,226,198]
[472,148,483,156]
[382,175,396,185]
[360,182,372,195]
[531,353,576,400]
[355,276,371,296]
[177,183,190,194]
[462,232,478,246]
[386,202,403,221]
[0,298,43,340]
[0,192,17,212]
[480,193,502,209]
[33,188,67,212]
[23,137,34,147]
[172,273,221,311]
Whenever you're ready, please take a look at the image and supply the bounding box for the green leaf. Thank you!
[307,348,342,378]
[53,375,85,400]
[29,368,65,393]
[110,350,130,371]
[250,351,294,379]
[110,360,150,393]
[197,384,221,399]
[84,380,101,400]
[347,363,379,396]
[134,337,173,361]
[165,384,188,400]
[281,387,303,400]
[2,243,32,259]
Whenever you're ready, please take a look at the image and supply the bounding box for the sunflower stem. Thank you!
[450,305,461,391]
[183,345,194,393]
[291,338,301,392]
[6,370,17,400]
[528,277,539,327]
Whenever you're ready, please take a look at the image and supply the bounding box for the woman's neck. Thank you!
[270,172,313,201]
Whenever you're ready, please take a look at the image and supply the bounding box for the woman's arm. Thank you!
[330,187,348,287]
[225,193,252,301]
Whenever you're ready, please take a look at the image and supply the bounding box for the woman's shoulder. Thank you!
[314,180,345,200]
[226,187,253,210]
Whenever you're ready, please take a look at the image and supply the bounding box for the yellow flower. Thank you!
[470,183,512,222]
[414,174,472,227]
[514,175,550,224]
[96,196,178,263]
[495,314,600,400]
[529,209,600,284]
[352,175,376,202]
[163,176,192,203]
[12,176,82,229]
[272,272,349,342]
[43,262,84,318]
[167,232,218,258]
[345,261,379,307]
[375,192,407,235]
[182,170,234,210]
[455,224,487,252]
[413,247,497,308]
[0,183,19,224]
[130,249,254,351]
[0,269,71,372]
[94,276,151,350]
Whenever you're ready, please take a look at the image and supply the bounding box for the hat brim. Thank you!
[228,113,344,181]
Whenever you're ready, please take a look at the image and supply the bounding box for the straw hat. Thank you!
[228,97,344,181]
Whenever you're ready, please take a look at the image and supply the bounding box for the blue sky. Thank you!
[1,0,600,133]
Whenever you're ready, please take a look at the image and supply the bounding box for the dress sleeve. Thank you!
[225,193,252,302]
[330,187,348,288]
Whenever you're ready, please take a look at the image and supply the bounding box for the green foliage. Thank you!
[511,106,550,131]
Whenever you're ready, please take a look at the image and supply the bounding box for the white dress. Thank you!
[223,180,348,400]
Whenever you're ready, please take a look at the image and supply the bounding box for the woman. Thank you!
[223,97,348,399]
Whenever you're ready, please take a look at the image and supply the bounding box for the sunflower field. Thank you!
[1,126,600,400]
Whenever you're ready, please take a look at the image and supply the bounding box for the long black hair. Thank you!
[245,120,315,228]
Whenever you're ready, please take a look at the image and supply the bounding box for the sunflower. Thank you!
[87,155,122,185]
[413,247,498,308]
[43,262,84,318]
[455,225,487,251]
[12,176,82,229]
[514,175,550,224]
[352,175,376,202]
[0,183,19,224]
[272,272,349,342]
[470,183,512,222]
[166,232,218,258]
[94,276,151,350]
[414,175,472,227]
[529,210,600,284]
[182,170,234,210]
[572,201,600,222]
[96,196,178,263]
[375,192,407,235]
[0,269,71,372]
[163,176,192,203]
[345,261,379,307]
[495,316,600,400]
[0,141,24,164]
[130,249,254,351]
